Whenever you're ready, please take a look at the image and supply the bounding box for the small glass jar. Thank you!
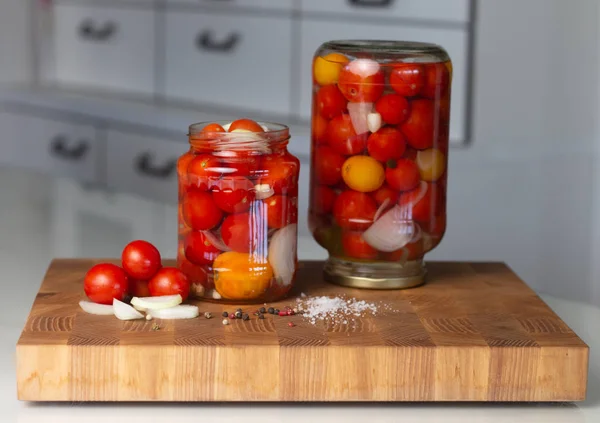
[309,40,451,289]
[177,121,300,303]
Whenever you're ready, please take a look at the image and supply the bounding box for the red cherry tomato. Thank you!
[422,62,450,99]
[421,213,446,238]
[316,85,347,119]
[265,195,298,229]
[187,154,223,191]
[84,263,129,305]
[386,238,424,262]
[326,114,366,156]
[338,59,385,102]
[314,146,345,186]
[389,63,425,97]
[177,152,194,184]
[312,113,328,144]
[385,158,420,192]
[367,127,406,162]
[221,151,261,177]
[178,257,209,288]
[399,182,443,222]
[228,118,263,132]
[182,190,223,230]
[220,212,257,253]
[148,267,190,300]
[403,147,418,161]
[375,94,410,125]
[333,190,377,230]
[401,99,435,150]
[130,279,151,297]
[184,231,221,265]
[260,154,299,195]
[211,176,255,214]
[202,122,226,133]
[342,231,378,260]
[121,240,162,280]
[312,185,337,214]
[372,184,399,206]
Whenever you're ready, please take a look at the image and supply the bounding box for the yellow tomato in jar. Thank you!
[416,148,446,182]
[213,252,273,301]
[313,53,349,86]
[341,155,385,193]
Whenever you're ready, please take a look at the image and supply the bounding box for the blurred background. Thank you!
[0,0,599,309]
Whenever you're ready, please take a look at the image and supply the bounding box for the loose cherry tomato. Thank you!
[178,257,209,288]
[385,158,420,191]
[367,127,406,162]
[342,231,378,260]
[130,279,151,297]
[211,176,255,214]
[187,154,223,191]
[184,231,221,265]
[316,85,347,119]
[399,182,443,222]
[372,184,398,206]
[400,99,435,150]
[312,185,337,214]
[148,267,190,300]
[333,190,377,230]
[84,263,129,305]
[202,122,226,133]
[121,240,162,280]
[228,118,263,133]
[375,94,410,125]
[338,58,385,102]
[265,195,298,229]
[260,154,299,195]
[326,114,366,156]
[312,113,328,144]
[422,62,450,99]
[182,190,223,230]
[314,146,345,186]
[220,212,252,253]
[390,63,425,97]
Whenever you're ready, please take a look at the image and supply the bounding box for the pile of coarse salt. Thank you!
[296,293,380,326]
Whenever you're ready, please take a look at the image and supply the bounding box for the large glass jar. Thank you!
[309,40,451,289]
[177,121,300,303]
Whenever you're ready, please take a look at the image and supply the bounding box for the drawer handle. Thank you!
[348,0,393,7]
[50,136,90,160]
[196,30,240,52]
[78,19,117,42]
[135,153,177,179]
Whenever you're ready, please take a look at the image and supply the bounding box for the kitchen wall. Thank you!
[0,0,33,84]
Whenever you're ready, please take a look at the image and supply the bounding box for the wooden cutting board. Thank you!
[16,259,588,402]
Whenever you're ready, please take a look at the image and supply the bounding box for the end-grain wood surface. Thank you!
[16,260,588,402]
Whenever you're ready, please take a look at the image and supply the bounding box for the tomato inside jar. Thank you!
[309,40,451,289]
[177,120,299,303]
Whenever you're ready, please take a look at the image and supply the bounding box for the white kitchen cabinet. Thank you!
[106,129,186,204]
[164,10,293,116]
[298,19,469,145]
[0,110,99,182]
[166,0,296,12]
[300,0,470,23]
[52,3,155,96]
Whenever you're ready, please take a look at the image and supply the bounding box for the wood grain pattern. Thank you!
[16,259,589,402]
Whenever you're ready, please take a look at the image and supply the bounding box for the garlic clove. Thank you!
[367,112,382,133]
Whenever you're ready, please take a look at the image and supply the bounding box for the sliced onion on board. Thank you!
[268,224,297,287]
[130,294,182,311]
[362,205,416,252]
[148,305,200,320]
[113,299,144,320]
[347,102,373,135]
[202,230,231,252]
[79,300,114,316]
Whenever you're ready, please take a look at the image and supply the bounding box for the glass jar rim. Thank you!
[188,120,290,152]
[320,40,450,63]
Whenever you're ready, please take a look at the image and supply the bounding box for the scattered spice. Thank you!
[229,313,236,319]
[204,312,213,319]
[258,314,265,320]
[151,323,161,331]
[293,308,298,314]
[235,311,243,319]
[268,307,275,314]
[236,308,243,313]
[222,311,229,318]
[296,296,379,326]
[274,308,280,314]
[242,313,250,321]
[259,307,266,314]
[287,309,295,316]
[222,319,229,326]
[278,311,288,316]
[145,314,153,321]
[288,322,295,327]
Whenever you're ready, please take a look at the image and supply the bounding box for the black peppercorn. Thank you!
[268,307,275,314]
[222,311,229,318]
[274,308,280,315]
[259,307,266,314]
[258,314,265,320]
[242,313,250,321]
[235,311,243,319]
[236,308,242,313]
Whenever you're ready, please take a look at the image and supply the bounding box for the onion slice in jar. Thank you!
[148,305,199,320]
[373,198,391,222]
[130,294,182,311]
[362,205,415,252]
[79,300,114,316]
[410,222,423,244]
[347,102,373,135]
[202,230,231,252]
[268,224,297,287]
[254,184,275,200]
[400,181,428,210]
[113,299,144,320]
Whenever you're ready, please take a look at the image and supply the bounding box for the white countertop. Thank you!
[0,167,598,422]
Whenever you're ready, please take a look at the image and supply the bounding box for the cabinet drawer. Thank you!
[0,111,98,182]
[53,3,155,96]
[300,0,470,23]
[298,20,470,144]
[164,10,292,116]
[166,0,295,12]
[106,130,186,203]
